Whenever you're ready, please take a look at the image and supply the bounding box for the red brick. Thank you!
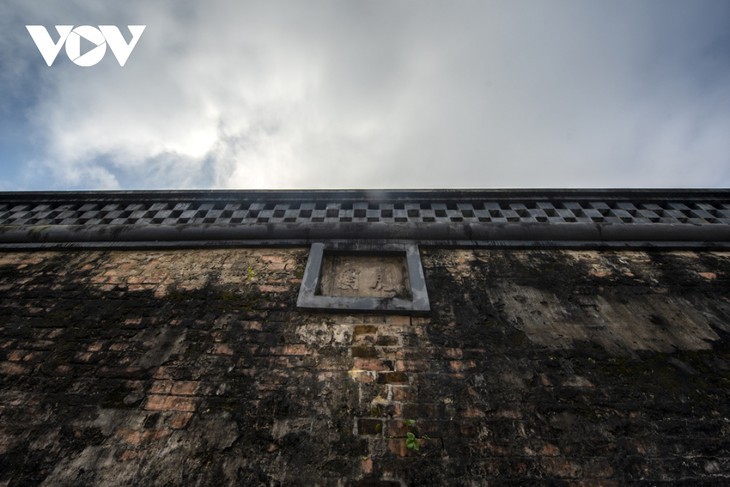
[351,346,379,358]
[353,358,394,371]
[275,344,309,356]
[349,370,375,384]
[315,359,343,371]
[53,365,73,376]
[353,317,378,325]
[22,351,41,362]
[386,316,410,326]
[242,321,263,331]
[128,284,155,292]
[385,420,410,437]
[377,372,409,384]
[401,403,438,418]
[443,348,462,359]
[583,460,615,478]
[495,409,523,419]
[0,362,27,375]
[352,334,376,346]
[394,347,434,360]
[375,335,400,346]
[449,360,477,372]
[119,450,139,462]
[357,418,383,435]
[168,412,194,430]
[542,458,582,479]
[260,254,287,267]
[258,284,289,293]
[387,439,409,457]
[148,429,171,442]
[171,381,199,396]
[145,394,197,412]
[149,381,172,394]
[116,429,143,446]
[460,422,479,437]
[395,359,428,372]
[540,443,561,456]
[353,325,378,336]
[144,395,168,411]
[73,352,95,363]
[46,329,63,339]
[391,387,415,402]
[563,375,594,388]
[168,396,197,412]
[484,442,512,456]
[213,344,233,356]
[449,361,465,372]
[6,350,25,362]
[123,318,143,328]
[27,340,54,351]
[463,405,485,418]
[261,254,287,264]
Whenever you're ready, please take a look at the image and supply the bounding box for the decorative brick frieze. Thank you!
[2,189,729,248]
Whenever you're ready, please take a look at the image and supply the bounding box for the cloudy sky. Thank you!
[1,0,729,190]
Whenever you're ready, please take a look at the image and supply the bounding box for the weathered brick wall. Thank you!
[0,248,729,485]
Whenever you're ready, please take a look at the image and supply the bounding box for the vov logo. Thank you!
[26,25,146,67]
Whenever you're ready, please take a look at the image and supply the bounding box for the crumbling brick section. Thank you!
[0,248,729,485]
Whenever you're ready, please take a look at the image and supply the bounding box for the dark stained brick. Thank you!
[0,248,729,485]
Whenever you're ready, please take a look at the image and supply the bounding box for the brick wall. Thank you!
[0,248,729,485]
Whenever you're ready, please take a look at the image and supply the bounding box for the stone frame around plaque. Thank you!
[296,242,430,313]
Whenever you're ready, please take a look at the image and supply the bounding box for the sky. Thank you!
[0,0,729,190]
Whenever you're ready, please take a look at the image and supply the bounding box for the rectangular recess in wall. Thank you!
[297,242,430,313]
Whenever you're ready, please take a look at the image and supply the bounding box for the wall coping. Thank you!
[1,189,729,249]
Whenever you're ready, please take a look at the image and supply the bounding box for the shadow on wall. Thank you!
[0,248,729,485]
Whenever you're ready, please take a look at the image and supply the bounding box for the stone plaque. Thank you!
[318,253,410,299]
[297,243,430,313]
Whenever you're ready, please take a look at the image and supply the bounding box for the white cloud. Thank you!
[4,0,730,189]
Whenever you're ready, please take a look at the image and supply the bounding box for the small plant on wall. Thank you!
[404,419,429,452]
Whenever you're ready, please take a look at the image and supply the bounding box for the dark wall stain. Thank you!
[0,248,728,485]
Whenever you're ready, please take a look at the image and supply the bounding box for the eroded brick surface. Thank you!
[0,248,728,485]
